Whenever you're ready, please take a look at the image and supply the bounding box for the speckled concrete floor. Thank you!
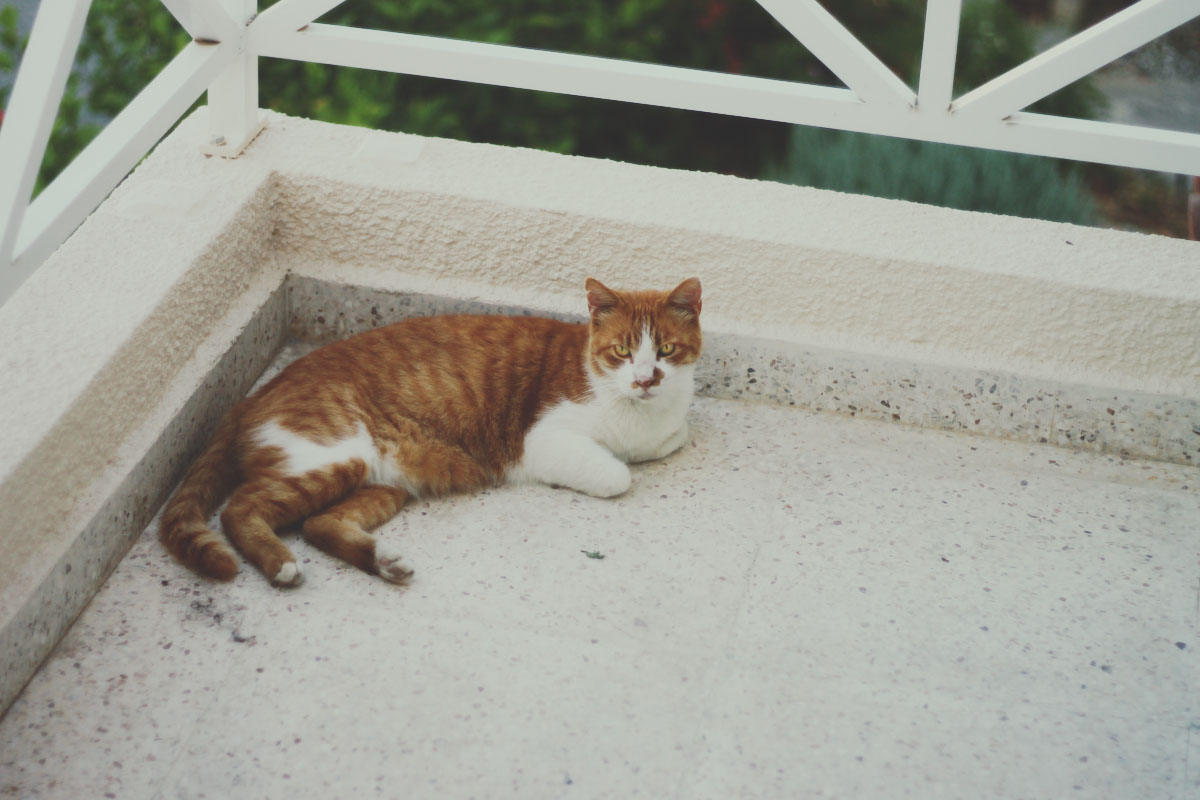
[2,390,1198,799]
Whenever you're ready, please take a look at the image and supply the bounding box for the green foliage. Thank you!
[78,2,192,119]
[256,0,819,176]
[767,0,1102,223]
[0,5,15,88]
[1,5,95,193]
[958,0,1106,118]
[0,0,191,194]
[770,127,1096,225]
[0,0,1103,209]
[254,0,1097,176]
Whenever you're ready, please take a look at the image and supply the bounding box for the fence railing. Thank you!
[1,0,1198,305]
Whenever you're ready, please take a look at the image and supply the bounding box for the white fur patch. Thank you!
[273,562,302,586]
[631,324,658,385]
[508,338,695,494]
[253,420,414,492]
[375,540,414,583]
[509,410,633,497]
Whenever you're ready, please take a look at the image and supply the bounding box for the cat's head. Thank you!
[584,277,702,402]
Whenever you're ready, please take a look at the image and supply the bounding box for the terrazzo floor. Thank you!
[2,384,1198,798]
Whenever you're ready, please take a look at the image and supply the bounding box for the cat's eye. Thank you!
[658,343,676,357]
[613,344,631,357]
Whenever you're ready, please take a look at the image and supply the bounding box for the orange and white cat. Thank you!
[160,277,702,587]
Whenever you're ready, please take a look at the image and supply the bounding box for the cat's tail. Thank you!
[159,404,244,580]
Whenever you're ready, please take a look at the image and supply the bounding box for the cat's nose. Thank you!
[633,369,663,390]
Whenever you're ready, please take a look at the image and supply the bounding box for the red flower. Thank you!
[698,0,728,30]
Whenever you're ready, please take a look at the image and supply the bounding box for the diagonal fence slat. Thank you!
[955,0,1199,121]
[917,0,962,112]
[754,0,915,109]
[252,0,349,36]
[160,0,241,43]
[0,0,90,290]
[7,42,237,300]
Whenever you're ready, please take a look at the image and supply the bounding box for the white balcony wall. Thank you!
[0,110,1197,714]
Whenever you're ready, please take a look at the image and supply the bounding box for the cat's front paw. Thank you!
[581,462,632,498]
[375,540,414,584]
[271,561,303,587]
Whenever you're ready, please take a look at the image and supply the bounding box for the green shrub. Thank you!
[770,126,1096,224]
[1,0,1101,200]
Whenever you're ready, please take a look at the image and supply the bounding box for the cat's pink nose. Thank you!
[633,370,662,391]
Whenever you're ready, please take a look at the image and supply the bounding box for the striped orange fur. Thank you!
[159,277,702,587]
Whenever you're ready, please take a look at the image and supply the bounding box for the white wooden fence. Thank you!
[1,0,1197,304]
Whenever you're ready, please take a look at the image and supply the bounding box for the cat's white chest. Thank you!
[507,366,694,497]
[588,393,686,463]
[583,363,693,458]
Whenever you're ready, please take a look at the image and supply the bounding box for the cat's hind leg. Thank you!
[221,460,367,586]
[301,485,413,583]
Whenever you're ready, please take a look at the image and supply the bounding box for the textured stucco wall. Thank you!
[0,142,280,590]
[254,116,1200,399]
[0,108,1197,716]
[0,114,287,716]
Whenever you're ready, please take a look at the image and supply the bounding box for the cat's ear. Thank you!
[585,278,620,318]
[667,277,702,318]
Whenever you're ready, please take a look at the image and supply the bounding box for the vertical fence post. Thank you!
[0,0,91,297]
[918,0,962,113]
[203,0,264,157]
